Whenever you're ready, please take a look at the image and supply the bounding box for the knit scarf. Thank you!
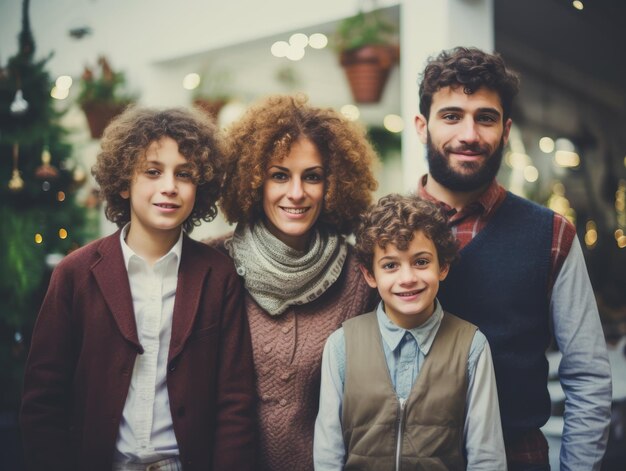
[226,221,348,316]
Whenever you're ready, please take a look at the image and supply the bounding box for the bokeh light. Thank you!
[308,33,328,49]
[182,73,201,90]
[523,165,539,182]
[271,41,290,58]
[289,33,309,48]
[340,104,360,121]
[383,114,404,133]
[539,137,555,153]
[50,86,69,100]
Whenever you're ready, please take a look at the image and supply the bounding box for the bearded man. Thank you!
[414,47,611,471]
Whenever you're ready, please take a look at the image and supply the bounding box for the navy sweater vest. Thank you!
[438,192,553,436]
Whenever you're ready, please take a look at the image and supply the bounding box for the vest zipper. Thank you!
[395,397,407,471]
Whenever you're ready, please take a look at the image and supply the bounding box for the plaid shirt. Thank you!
[418,175,576,296]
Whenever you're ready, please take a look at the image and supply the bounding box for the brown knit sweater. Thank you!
[208,235,376,471]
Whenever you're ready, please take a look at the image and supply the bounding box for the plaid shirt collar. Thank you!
[417,174,505,224]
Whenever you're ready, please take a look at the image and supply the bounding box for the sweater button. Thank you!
[280,372,291,381]
[279,399,287,406]
[281,325,292,334]
[263,344,272,353]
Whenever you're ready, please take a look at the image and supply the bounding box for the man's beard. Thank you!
[426,132,505,192]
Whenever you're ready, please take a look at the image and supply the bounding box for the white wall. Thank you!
[1,0,399,83]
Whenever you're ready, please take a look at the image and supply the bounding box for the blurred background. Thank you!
[1,0,624,469]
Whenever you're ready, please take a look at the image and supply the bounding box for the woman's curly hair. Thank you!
[419,47,520,122]
[219,94,378,235]
[355,193,458,272]
[92,106,224,233]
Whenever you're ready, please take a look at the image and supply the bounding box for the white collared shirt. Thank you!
[114,224,183,464]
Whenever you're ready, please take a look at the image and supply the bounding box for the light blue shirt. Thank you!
[314,300,507,470]
[550,237,612,470]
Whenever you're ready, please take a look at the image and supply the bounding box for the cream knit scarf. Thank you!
[226,221,347,316]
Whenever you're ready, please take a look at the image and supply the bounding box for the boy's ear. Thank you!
[439,263,450,281]
[359,265,378,289]
[120,189,130,199]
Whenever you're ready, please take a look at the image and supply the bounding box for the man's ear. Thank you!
[439,263,450,281]
[414,114,428,144]
[120,189,130,199]
[359,265,378,289]
[502,118,512,147]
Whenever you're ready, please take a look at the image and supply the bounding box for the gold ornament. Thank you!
[73,166,87,185]
[8,169,24,191]
[8,143,24,191]
[35,146,60,180]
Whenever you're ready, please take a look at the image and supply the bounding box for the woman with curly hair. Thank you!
[211,94,379,471]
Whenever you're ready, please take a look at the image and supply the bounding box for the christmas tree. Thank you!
[0,0,92,410]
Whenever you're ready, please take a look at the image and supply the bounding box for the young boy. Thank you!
[314,194,506,470]
[20,107,257,471]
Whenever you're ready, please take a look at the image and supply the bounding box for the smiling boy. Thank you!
[20,107,256,471]
[314,194,505,470]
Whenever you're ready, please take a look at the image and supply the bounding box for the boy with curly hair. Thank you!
[314,194,505,470]
[20,107,256,471]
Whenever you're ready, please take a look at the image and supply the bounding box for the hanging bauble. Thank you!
[35,146,60,179]
[8,143,24,191]
[8,169,24,191]
[73,166,87,185]
[10,89,29,115]
[84,188,101,209]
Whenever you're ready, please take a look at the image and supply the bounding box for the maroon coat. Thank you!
[20,231,257,471]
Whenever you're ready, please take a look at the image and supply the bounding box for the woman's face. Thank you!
[262,137,325,251]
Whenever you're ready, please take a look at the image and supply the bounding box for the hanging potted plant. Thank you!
[191,67,233,122]
[77,56,135,139]
[335,8,399,103]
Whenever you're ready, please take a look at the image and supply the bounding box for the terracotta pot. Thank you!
[340,45,399,103]
[193,98,227,121]
[81,102,128,139]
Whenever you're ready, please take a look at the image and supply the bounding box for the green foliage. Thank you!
[367,125,401,162]
[77,56,134,106]
[192,66,233,101]
[0,207,47,326]
[334,9,398,53]
[0,0,91,410]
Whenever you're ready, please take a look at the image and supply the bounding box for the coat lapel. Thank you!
[168,235,211,361]
[91,231,142,351]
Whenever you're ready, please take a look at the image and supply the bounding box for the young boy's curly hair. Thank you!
[419,47,520,122]
[219,94,378,235]
[92,106,224,233]
[355,194,458,272]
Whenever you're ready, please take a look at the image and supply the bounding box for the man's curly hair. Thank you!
[92,106,224,233]
[419,47,520,122]
[355,194,458,273]
[219,94,378,235]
